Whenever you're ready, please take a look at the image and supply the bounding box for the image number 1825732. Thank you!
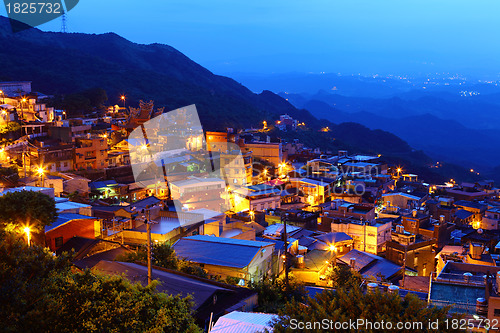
[3,0,79,31]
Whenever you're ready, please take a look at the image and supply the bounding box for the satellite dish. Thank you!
[478,228,483,234]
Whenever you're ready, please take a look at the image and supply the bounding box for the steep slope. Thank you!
[0,16,305,130]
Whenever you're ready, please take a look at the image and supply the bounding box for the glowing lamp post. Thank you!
[21,98,27,120]
[120,95,126,108]
[24,226,31,246]
[37,166,45,187]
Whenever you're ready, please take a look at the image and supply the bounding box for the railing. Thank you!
[436,273,486,286]
[428,300,476,313]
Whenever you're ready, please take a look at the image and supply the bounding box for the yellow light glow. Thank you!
[329,244,337,252]
[22,98,26,102]
[121,95,125,100]
[470,169,474,173]
[23,226,31,246]
[37,167,44,176]
[141,144,148,150]
[263,169,268,175]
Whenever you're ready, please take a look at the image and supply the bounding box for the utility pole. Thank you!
[147,219,152,285]
[282,211,289,291]
[143,205,153,285]
[402,245,407,288]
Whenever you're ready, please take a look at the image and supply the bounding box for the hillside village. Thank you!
[2,80,500,331]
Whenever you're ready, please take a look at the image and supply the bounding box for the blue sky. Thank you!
[2,0,500,76]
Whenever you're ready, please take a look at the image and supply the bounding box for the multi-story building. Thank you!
[206,131,228,153]
[325,217,392,254]
[232,184,281,213]
[239,141,282,167]
[402,210,454,247]
[386,225,436,276]
[480,207,500,230]
[220,150,253,186]
[169,176,226,212]
[74,136,108,170]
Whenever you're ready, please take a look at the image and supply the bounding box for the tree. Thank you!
[272,279,462,332]
[0,166,19,182]
[0,190,58,233]
[0,122,21,135]
[0,231,201,333]
[249,276,306,313]
[117,242,208,279]
[326,263,362,290]
[81,87,108,109]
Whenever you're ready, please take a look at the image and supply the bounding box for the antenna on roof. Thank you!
[61,11,67,33]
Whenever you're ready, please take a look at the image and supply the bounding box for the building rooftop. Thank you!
[211,311,277,333]
[339,249,402,281]
[314,232,352,244]
[45,213,96,232]
[93,261,230,310]
[173,235,274,268]
[455,200,487,210]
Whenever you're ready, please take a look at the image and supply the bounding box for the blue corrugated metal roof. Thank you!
[45,213,95,232]
[90,180,118,189]
[173,236,274,268]
[315,232,352,244]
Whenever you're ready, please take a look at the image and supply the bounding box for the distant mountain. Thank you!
[289,97,500,168]
[283,90,500,131]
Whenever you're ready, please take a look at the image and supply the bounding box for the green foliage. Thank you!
[249,276,306,313]
[272,284,462,333]
[0,231,201,333]
[81,87,108,108]
[326,264,363,290]
[0,190,57,233]
[153,241,179,269]
[224,276,241,286]
[0,121,21,135]
[177,260,208,279]
[117,242,208,279]
[0,166,19,182]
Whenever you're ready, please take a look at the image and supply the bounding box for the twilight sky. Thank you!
[2,0,500,76]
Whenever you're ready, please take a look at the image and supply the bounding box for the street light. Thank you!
[141,204,159,285]
[249,210,255,222]
[120,95,126,108]
[23,226,31,246]
[281,211,290,291]
[21,97,27,120]
[37,166,45,187]
[0,90,4,104]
